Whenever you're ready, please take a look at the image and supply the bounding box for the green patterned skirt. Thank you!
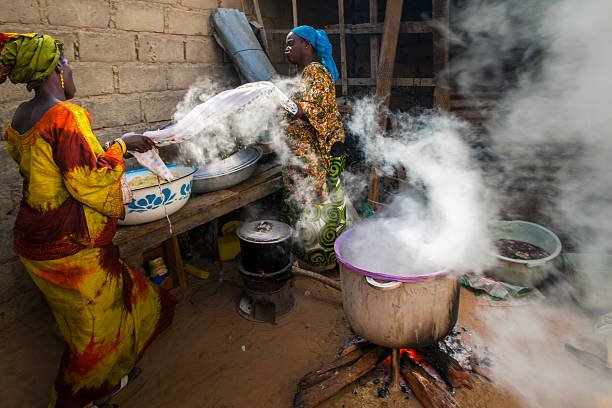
[281,155,347,269]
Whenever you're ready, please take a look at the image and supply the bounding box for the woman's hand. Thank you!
[293,100,306,119]
[121,133,155,153]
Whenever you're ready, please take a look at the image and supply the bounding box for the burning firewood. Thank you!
[297,344,373,390]
[294,346,390,408]
[400,356,461,408]
[419,346,473,389]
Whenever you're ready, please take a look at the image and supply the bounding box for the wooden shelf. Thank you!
[114,161,282,259]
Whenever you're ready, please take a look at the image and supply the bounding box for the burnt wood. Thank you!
[297,344,374,391]
[294,346,390,408]
[401,357,461,408]
[419,346,473,389]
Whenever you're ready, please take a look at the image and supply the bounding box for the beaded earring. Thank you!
[59,71,65,89]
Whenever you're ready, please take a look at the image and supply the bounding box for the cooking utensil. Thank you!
[191,145,262,193]
[488,220,562,286]
[237,220,293,273]
[119,164,196,225]
[334,225,460,349]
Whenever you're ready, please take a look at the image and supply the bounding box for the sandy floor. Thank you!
[1,256,610,408]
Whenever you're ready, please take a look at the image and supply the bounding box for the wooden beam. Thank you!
[323,21,432,34]
[433,0,451,111]
[369,0,379,85]
[368,0,404,209]
[347,77,434,87]
[338,0,348,96]
[252,0,270,55]
[268,21,432,35]
[376,0,404,107]
[292,0,298,28]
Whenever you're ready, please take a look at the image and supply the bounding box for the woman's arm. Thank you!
[49,105,129,218]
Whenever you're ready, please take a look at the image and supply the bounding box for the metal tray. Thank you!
[192,145,262,193]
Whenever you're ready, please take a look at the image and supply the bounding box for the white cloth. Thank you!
[132,81,297,178]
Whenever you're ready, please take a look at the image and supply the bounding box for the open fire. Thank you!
[294,328,490,408]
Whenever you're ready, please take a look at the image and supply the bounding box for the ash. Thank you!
[437,326,474,370]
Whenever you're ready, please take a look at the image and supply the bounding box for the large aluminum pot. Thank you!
[335,227,460,349]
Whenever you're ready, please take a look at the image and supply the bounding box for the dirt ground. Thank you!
[1,255,611,408]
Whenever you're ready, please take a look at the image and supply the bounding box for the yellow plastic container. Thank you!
[218,235,241,261]
[218,220,242,261]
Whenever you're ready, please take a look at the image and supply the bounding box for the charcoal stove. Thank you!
[236,220,295,323]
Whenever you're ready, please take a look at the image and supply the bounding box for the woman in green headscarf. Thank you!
[2,33,172,408]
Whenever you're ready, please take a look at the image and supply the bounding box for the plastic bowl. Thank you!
[119,164,196,225]
[487,220,562,286]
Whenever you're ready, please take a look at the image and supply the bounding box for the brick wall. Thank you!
[0,0,246,330]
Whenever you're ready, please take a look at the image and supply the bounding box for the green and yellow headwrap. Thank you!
[0,33,64,91]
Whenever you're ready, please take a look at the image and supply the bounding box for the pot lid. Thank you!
[237,220,292,244]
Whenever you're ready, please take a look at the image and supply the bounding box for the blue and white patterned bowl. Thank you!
[118,164,196,225]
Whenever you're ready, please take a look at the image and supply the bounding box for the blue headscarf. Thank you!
[290,25,339,83]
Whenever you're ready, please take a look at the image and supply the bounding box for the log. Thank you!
[297,344,373,390]
[294,346,390,408]
[400,357,461,408]
[291,264,342,291]
[419,346,473,389]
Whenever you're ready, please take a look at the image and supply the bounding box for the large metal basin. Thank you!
[335,225,460,349]
[488,220,562,286]
[192,145,262,193]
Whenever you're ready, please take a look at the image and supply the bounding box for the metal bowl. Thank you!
[192,145,263,193]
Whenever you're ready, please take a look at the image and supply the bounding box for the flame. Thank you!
[258,268,266,276]
[404,348,423,364]
[383,348,418,364]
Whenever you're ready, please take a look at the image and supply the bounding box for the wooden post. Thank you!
[253,0,270,55]
[292,0,298,28]
[390,348,401,391]
[368,0,404,209]
[164,235,187,292]
[369,0,379,80]
[433,0,451,111]
[338,0,348,96]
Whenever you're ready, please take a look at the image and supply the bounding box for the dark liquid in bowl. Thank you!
[495,239,549,260]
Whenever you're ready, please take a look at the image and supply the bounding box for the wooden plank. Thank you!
[347,77,434,87]
[292,0,298,28]
[338,0,348,96]
[376,0,404,108]
[252,0,270,55]
[114,163,282,258]
[433,0,451,111]
[368,0,404,209]
[369,0,379,81]
[323,21,432,34]
[268,21,431,35]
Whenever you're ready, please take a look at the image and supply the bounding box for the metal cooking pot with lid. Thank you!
[334,224,460,349]
[237,220,293,273]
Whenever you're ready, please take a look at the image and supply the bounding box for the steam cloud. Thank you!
[163,0,611,402]
[448,0,612,405]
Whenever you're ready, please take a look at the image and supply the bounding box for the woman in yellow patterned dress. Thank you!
[282,26,348,271]
[1,33,173,408]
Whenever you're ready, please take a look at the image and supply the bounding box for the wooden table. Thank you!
[114,161,282,292]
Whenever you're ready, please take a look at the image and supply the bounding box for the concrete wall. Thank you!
[0,0,246,330]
